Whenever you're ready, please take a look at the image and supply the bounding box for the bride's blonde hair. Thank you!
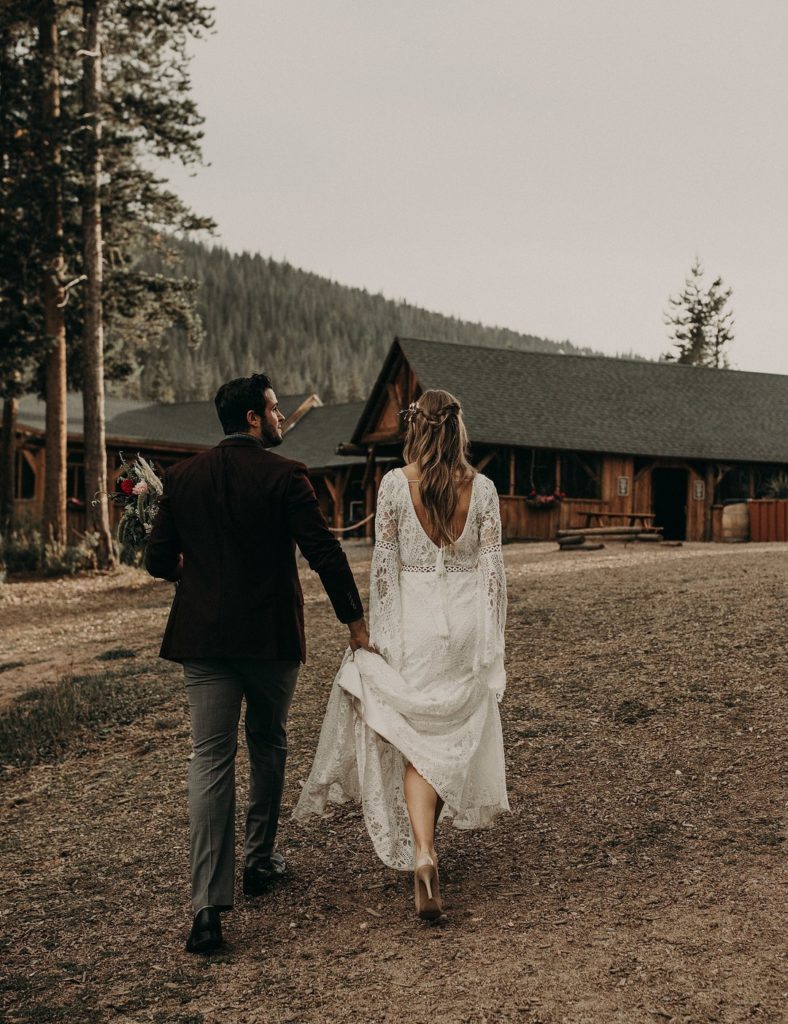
[402,389,475,547]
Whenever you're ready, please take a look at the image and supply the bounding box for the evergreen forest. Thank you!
[132,239,598,404]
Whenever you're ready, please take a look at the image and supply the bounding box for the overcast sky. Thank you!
[164,1,788,374]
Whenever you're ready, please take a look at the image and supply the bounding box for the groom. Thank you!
[146,372,369,953]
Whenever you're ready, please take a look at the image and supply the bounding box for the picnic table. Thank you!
[572,510,658,531]
[557,510,665,552]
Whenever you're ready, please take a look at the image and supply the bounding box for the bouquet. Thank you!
[108,453,164,562]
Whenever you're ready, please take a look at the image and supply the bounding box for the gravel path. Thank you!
[1,542,787,1023]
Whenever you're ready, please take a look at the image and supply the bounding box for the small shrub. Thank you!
[764,471,788,499]
[0,527,102,578]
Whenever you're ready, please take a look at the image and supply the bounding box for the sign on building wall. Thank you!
[693,480,706,501]
[617,476,630,497]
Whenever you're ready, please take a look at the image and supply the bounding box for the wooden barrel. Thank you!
[721,502,749,542]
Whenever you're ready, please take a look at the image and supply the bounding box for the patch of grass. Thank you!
[0,662,179,768]
[613,699,657,725]
[95,647,137,662]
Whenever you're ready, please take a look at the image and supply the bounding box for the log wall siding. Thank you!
[498,455,714,542]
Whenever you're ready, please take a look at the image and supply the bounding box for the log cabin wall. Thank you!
[601,456,635,515]
[495,452,715,542]
[498,495,557,540]
[686,465,706,541]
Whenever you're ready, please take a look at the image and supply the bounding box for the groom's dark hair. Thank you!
[214,373,274,434]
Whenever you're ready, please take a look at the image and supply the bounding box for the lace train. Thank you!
[292,649,509,870]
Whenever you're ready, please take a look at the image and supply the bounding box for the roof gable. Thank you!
[16,392,317,450]
[276,401,367,469]
[356,337,788,463]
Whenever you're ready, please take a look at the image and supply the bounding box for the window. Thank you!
[561,453,602,499]
[67,460,85,501]
[715,466,750,503]
[15,451,36,500]
[754,464,788,498]
[514,449,556,496]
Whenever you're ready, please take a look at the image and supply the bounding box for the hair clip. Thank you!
[400,401,421,422]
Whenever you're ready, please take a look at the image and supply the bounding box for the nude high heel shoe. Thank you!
[414,849,442,920]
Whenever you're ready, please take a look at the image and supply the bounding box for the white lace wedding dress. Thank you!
[292,468,509,870]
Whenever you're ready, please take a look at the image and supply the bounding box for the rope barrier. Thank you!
[329,511,375,534]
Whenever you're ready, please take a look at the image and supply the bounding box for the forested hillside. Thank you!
[129,239,596,403]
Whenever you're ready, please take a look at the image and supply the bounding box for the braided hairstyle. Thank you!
[402,389,475,547]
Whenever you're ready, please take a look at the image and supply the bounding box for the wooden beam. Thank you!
[508,449,515,496]
[361,430,401,444]
[361,444,376,490]
[387,380,403,411]
[475,449,498,473]
[634,460,655,481]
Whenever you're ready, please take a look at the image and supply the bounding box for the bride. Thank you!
[293,389,509,919]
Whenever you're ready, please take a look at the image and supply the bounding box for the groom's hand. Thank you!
[348,617,371,651]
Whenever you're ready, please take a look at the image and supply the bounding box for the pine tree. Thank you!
[0,8,47,532]
[664,258,734,368]
[80,0,114,567]
[38,0,69,545]
[1,0,213,549]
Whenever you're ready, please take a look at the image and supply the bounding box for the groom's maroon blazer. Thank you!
[146,436,363,662]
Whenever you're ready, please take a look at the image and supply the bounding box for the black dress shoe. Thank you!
[185,906,223,954]
[242,851,288,897]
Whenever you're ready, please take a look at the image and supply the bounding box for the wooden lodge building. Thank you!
[345,338,788,543]
[6,336,788,543]
[9,391,369,536]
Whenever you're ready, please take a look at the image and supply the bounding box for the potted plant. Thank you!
[525,489,565,509]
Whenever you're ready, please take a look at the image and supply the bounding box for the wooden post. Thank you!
[364,445,376,539]
[324,470,350,531]
[704,464,715,541]
[324,475,340,529]
[508,449,515,495]
[0,397,17,532]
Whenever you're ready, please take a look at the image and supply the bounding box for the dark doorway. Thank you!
[652,468,688,540]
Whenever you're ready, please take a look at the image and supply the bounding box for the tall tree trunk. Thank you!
[0,396,18,534]
[38,0,67,546]
[81,0,115,568]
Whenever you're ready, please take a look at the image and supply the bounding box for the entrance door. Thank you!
[652,468,688,540]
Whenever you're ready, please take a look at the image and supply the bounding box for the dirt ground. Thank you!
[1,541,787,1024]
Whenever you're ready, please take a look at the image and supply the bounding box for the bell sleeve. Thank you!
[368,471,403,671]
[476,476,507,695]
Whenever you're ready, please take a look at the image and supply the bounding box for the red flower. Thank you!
[119,478,134,495]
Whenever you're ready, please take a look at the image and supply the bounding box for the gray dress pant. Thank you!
[182,658,300,914]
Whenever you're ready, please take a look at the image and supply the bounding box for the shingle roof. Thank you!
[276,402,367,469]
[17,392,314,450]
[384,338,788,463]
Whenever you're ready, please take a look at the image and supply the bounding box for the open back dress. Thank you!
[293,468,509,870]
